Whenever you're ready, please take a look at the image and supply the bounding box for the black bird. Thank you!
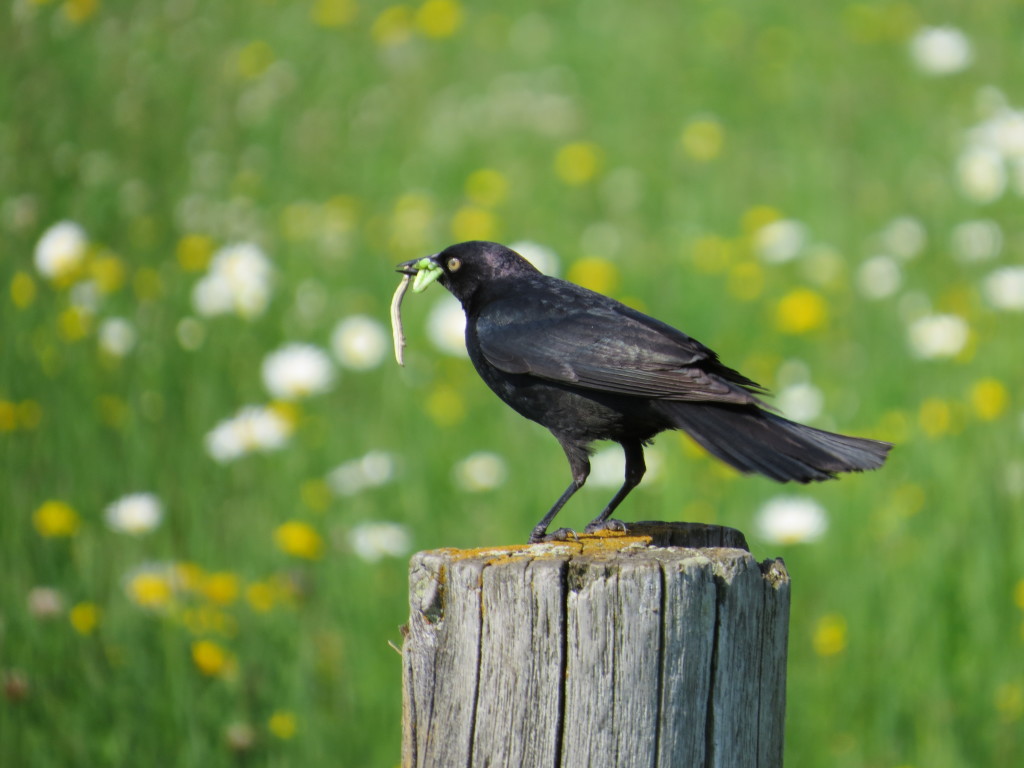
[398,241,892,544]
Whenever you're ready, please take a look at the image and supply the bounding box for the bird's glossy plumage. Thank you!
[399,241,892,543]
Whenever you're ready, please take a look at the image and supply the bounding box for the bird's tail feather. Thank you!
[657,402,892,483]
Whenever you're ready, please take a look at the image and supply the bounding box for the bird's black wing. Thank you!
[475,280,765,405]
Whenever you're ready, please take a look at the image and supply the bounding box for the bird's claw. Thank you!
[584,519,628,535]
[528,527,579,544]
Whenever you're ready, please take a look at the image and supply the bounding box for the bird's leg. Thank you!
[584,440,646,534]
[528,440,590,544]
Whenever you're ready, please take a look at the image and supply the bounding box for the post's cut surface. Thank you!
[401,522,790,768]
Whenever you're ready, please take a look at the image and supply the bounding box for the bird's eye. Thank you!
[447,257,462,272]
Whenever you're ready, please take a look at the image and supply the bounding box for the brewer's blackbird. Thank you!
[397,241,892,543]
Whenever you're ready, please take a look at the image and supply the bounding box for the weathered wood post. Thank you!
[402,522,790,768]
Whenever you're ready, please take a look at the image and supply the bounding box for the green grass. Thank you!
[3,1,1023,766]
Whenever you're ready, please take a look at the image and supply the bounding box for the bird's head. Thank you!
[396,241,540,305]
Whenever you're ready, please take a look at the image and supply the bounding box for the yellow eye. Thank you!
[447,257,462,272]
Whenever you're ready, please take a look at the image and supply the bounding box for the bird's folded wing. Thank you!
[477,306,761,404]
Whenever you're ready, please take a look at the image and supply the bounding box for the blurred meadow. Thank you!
[3,0,1024,765]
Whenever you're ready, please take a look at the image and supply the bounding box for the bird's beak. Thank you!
[395,255,444,293]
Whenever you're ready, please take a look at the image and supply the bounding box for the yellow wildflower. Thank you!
[191,639,235,678]
[0,401,16,432]
[567,257,620,294]
[268,710,298,740]
[741,205,781,235]
[236,40,274,79]
[451,205,497,242]
[176,235,215,272]
[372,5,414,46]
[726,261,765,302]
[58,306,91,342]
[274,521,324,560]
[202,572,240,606]
[89,254,126,293]
[775,288,827,334]
[969,377,1009,421]
[812,613,847,657]
[1013,579,1024,611]
[133,267,163,301]
[69,602,100,635]
[465,168,508,207]
[245,581,277,613]
[680,117,725,162]
[918,398,951,438]
[63,0,98,24]
[995,682,1023,723]
[126,570,174,610]
[311,0,358,28]
[554,142,603,186]
[426,384,466,427]
[415,0,463,38]
[10,271,37,308]
[16,400,42,430]
[33,500,80,538]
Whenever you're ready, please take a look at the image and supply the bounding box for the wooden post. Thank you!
[402,522,790,768]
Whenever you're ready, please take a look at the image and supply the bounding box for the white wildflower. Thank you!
[982,266,1024,311]
[754,219,807,264]
[879,216,926,260]
[104,492,163,535]
[192,242,273,319]
[951,220,1002,263]
[98,317,137,357]
[509,240,560,276]
[261,343,335,400]
[427,295,468,357]
[776,382,824,423]
[956,146,1006,204]
[755,496,828,545]
[588,445,663,489]
[34,220,88,281]
[348,521,412,563]
[453,452,508,492]
[327,451,398,496]
[909,26,972,76]
[331,315,388,370]
[27,586,65,619]
[857,256,902,300]
[907,314,969,359]
[205,405,293,463]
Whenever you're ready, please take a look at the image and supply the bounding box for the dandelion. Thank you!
[451,205,497,241]
[98,317,137,357]
[69,602,100,635]
[969,378,1009,421]
[201,572,240,606]
[951,220,1002,263]
[502,241,556,277]
[465,168,508,207]
[755,496,828,544]
[261,343,335,400]
[32,500,80,538]
[775,288,827,334]
[909,26,972,76]
[348,521,412,562]
[331,315,388,370]
[812,613,848,656]
[205,405,294,462]
[554,142,603,186]
[34,221,88,282]
[104,492,163,535]
[10,271,37,308]
[754,219,807,264]
[327,451,397,496]
[27,587,65,620]
[268,710,298,740]
[453,452,508,492]
[566,257,620,295]
[192,242,273,319]
[191,639,235,678]
[124,564,177,610]
[907,314,969,359]
[427,295,468,357]
[415,0,464,38]
[680,116,725,162]
[918,397,953,438]
[856,256,902,300]
[311,0,358,28]
[274,520,324,560]
[982,266,1024,311]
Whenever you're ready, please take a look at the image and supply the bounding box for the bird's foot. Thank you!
[528,527,579,544]
[584,519,628,535]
